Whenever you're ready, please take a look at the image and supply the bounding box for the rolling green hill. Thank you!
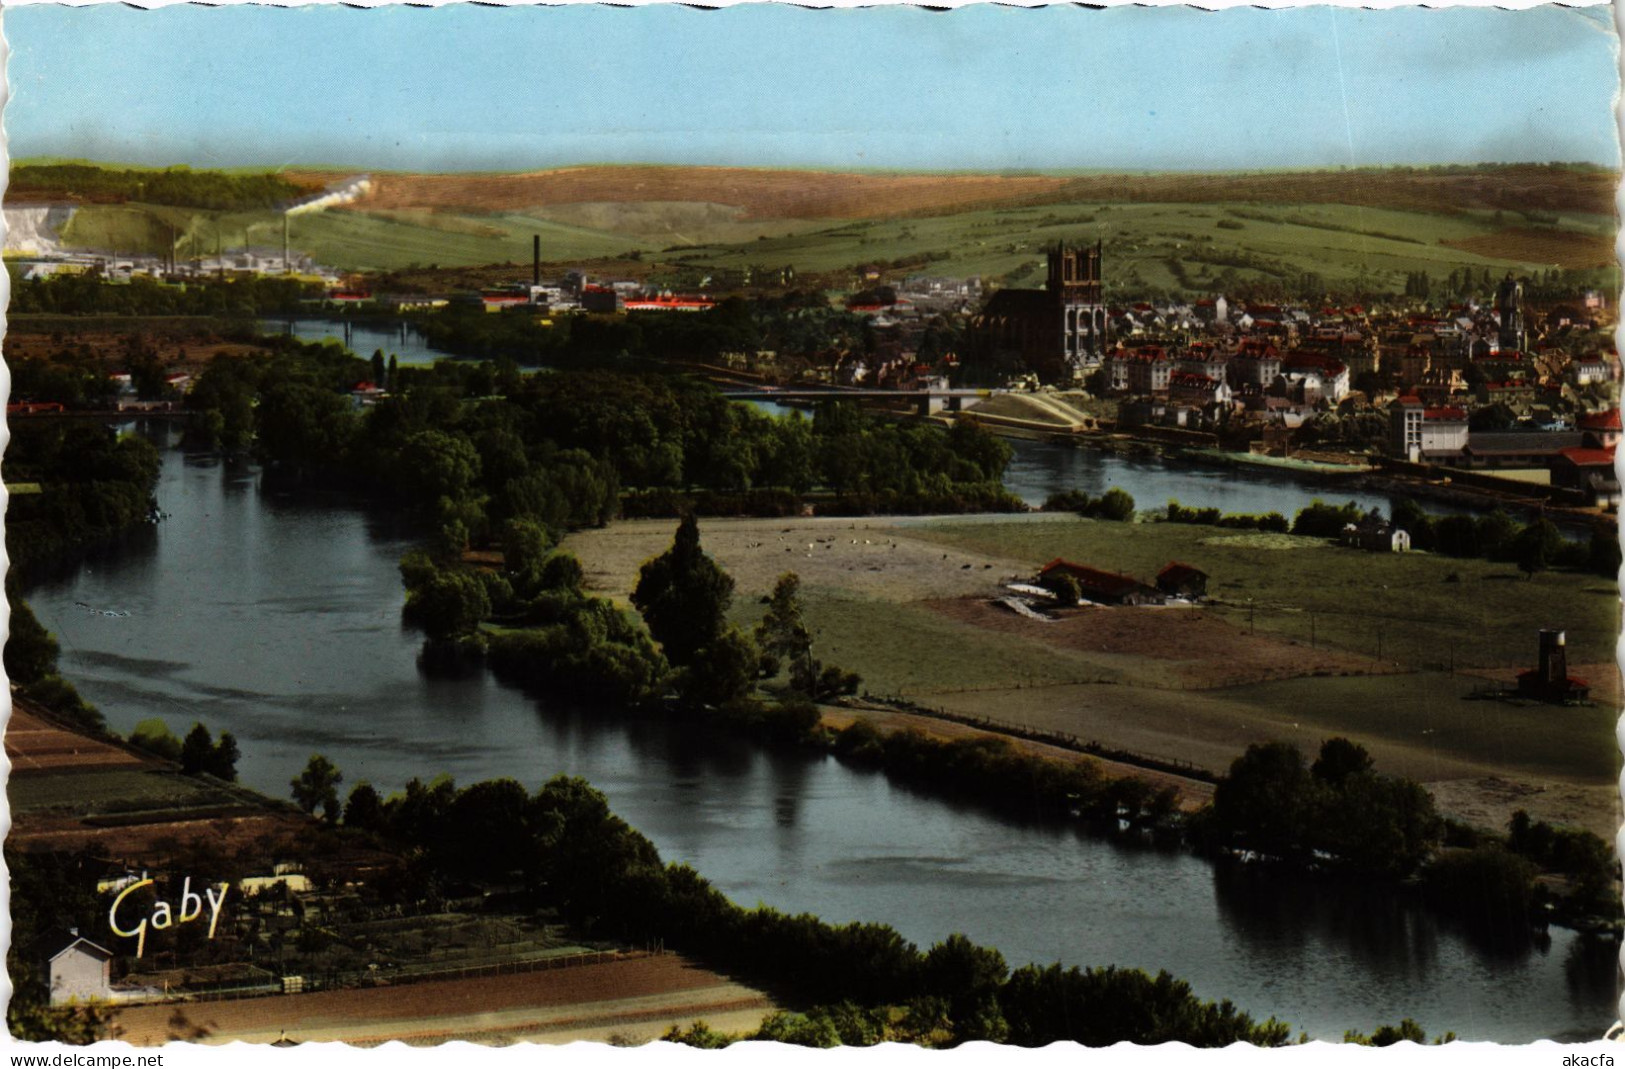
[22,162,1619,294]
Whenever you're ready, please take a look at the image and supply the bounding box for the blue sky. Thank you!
[7,4,1619,172]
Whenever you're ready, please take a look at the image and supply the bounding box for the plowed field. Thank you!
[280,163,1618,221]
[111,954,773,1046]
[1441,226,1616,269]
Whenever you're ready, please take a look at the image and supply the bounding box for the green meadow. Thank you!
[902,515,1618,669]
[47,196,1618,292]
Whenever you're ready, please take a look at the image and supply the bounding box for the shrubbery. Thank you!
[1041,487,1136,521]
[1165,499,1289,532]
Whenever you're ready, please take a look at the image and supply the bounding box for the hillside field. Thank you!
[27,162,1619,290]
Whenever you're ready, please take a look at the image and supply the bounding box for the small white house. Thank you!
[46,933,113,1005]
[1342,520,1411,553]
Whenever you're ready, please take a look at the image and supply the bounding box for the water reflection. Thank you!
[1212,862,1439,971]
[262,318,454,368]
[1565,935,1623,1008]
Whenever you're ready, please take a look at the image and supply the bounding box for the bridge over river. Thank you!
[719,385,1005,415]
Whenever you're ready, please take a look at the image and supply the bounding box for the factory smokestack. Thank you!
[533,235,541,287]
[284,213,291,275]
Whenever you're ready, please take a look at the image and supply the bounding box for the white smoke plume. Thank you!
[286,175,373,217]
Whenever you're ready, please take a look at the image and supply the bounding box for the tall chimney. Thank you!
[1538,629,1567,685]
[533,235,541,287]
[284,213,291,275]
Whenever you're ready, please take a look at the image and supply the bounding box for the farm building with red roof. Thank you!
[1037,559,1165,606]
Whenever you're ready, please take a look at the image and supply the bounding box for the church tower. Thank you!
[1495,273,1526,354]
[1047,241,1106,379]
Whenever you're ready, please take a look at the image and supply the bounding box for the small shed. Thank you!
[42,931,113,1005]
[1156,561,1209,599]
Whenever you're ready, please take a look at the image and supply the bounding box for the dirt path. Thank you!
[111,954,773,1046]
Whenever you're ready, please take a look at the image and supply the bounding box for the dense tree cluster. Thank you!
[198,344,1015,536]
[179,723,242,781]
[6,423,161,577]
[12,275,322,318]
[1202,739,1441,879]
[1504,810,1619,922]
[8,335,172,408]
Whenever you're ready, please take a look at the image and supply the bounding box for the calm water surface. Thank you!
[262,318,453,367]
[27,424,1619,1042]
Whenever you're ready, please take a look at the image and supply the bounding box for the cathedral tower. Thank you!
[1047,242,1106,378]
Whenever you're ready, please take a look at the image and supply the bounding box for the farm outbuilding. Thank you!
[1155,561,1209,599]
[1037,558,1165,606]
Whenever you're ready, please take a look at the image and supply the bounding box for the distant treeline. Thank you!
[1164,499,1290,532]
[11,275,322,319]
[416,293,887,368]
[10,164,310,210]
[1160,496,1620,579]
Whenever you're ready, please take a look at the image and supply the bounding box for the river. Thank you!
[262,317,453,367]
[26,422,1618,1042]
